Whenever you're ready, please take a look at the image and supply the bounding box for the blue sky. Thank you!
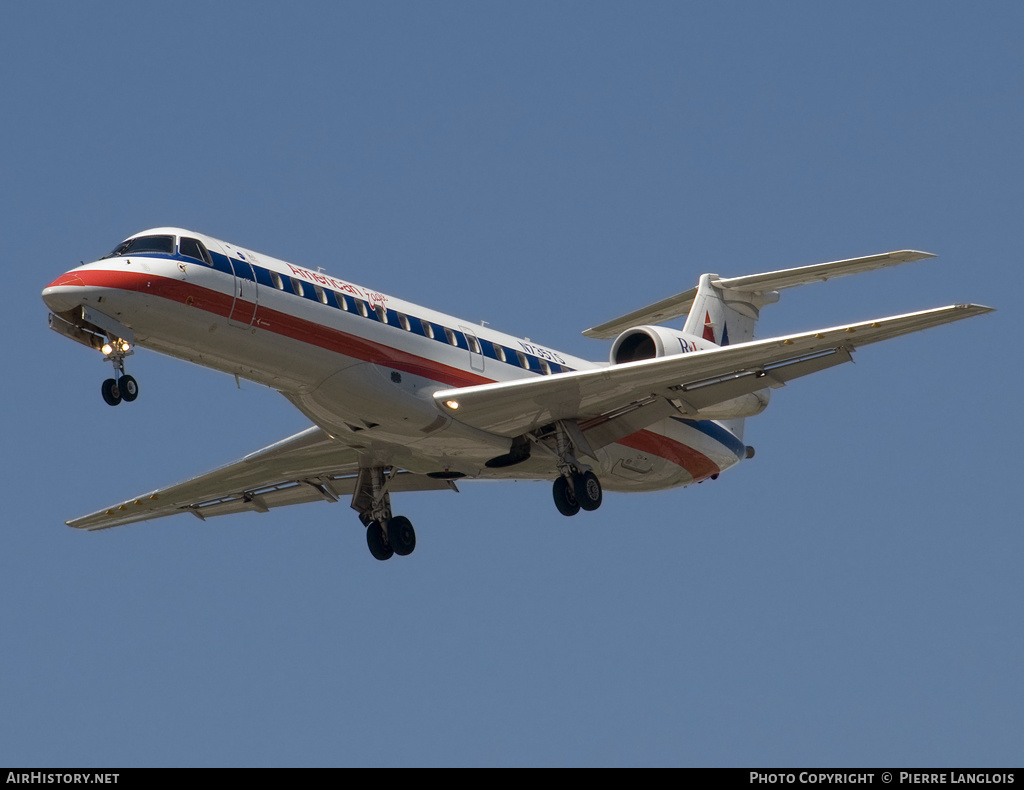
[3,1,1021,767]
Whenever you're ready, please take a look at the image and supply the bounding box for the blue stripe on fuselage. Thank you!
[121,250,578,377]
[670,416,746,459]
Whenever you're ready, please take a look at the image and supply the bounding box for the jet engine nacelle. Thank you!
[609,325,709,364]
[609,325,770,420]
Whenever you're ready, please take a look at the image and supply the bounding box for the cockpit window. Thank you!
[103,234,175,258]
[179,237,213,265]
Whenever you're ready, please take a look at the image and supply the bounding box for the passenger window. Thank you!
[271,272,284,290]
[291,278,304,297]
[421,320,434,339]
[315,285,328,304]
[357,300,369,317]
[467,336,481,354]
[517,351,530,369]
[398,313,410,331]
[337,293,348,311]
[495,346,507,363]
[375,305,387,322]
[444,328,457,346]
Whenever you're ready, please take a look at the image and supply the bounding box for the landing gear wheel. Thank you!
[101,378,122,406]
[366,520,394,561]
[388,516,416,556]
[118,375,139,402]
[552,476,581,517]
[576,470,603,511]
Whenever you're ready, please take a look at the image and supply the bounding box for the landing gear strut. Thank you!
[543,421,603,517]
[352,467,417,561]
[100,337,138,407]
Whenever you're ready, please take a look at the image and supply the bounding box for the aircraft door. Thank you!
[227,256,259,328]
[460,326,486,372]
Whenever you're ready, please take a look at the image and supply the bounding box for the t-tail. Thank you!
[681,272,779,346]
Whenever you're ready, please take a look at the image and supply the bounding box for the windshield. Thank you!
[102,234,175,259]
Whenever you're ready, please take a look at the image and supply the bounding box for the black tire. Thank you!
[101,378,122,406]
[389,516,416,556]
[576,471,603,512]
[552,476,581,517]
[366,520,394,561]
[118,375,139,402]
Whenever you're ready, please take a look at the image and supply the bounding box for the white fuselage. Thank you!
[42,228,746,491]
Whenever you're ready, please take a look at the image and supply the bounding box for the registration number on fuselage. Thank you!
[518,340,566,366]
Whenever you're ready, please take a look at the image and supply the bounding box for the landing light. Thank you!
[444,399,460,410]
[101,341,131,355]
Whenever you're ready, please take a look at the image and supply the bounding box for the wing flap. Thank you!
[669,347,852,414]
[439,304,993,437]
[180,472,453,523]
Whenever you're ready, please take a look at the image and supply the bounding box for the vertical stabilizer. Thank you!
[681,274,780,346]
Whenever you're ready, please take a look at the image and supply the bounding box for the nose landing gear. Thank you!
[100,338,138,406]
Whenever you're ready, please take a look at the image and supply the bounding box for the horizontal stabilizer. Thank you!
[716,250,934,292]
[583,250,935,339]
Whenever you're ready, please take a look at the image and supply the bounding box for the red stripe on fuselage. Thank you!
[64,268,489,388]
[62,267,722,477]
[616,431,720,481]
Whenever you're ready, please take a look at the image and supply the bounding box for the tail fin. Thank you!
[681,273,779,346]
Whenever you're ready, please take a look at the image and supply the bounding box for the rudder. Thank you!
[681,273,779,346]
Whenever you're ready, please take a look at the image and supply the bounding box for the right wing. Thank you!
[435,304,993,438]
[68,426,453,531]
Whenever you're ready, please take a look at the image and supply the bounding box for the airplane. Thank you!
[42,228,992,560]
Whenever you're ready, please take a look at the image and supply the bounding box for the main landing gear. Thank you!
[353,467,416,561]
[552,469,603,517]
[365,515,416,561]
[99,337,139,407]
[546,420,603,517]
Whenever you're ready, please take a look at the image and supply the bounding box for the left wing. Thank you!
[68,426,453,530]
[434,304,993,438]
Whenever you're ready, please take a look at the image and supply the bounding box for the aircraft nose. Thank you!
[42,270,88,313]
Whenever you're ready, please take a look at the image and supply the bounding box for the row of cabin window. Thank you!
[262,269,560,375]
[175,245,558,374]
